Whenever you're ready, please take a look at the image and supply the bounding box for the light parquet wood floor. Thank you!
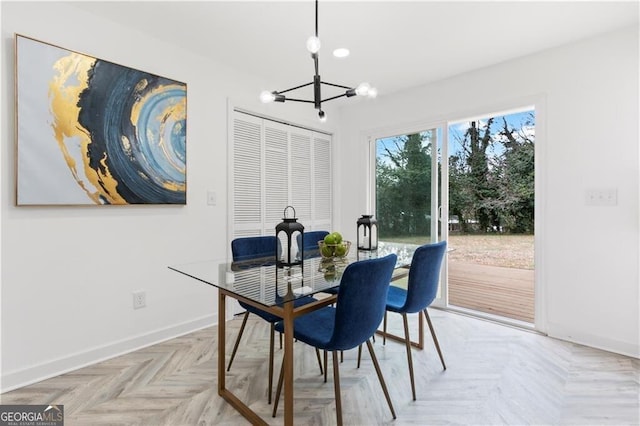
[2,310,638,425]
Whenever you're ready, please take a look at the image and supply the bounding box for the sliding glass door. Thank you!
[372,124,448,306]
[446,108,535,325]
[371,107,536,325]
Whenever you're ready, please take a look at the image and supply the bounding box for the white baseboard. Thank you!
[1,314,217,393]
[547,322,640,359]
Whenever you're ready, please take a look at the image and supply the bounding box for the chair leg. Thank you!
[423,308,446,370]
[226,312,250,371]
[366,339,396,419]
[383,311,388,345]
[323,350,328,383]
[272,355,285,418]
[315,348,324,375]
[332,351,343,426]
[357,344,362,368]
[402,313,417,400]
[268,324,275,404]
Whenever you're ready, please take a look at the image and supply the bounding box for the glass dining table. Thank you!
[168,241,418,426]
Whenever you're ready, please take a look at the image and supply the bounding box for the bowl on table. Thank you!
[318,240,351,259]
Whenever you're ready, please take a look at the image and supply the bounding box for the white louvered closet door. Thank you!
[232,113,263,237]
[290,128,313,226]
[264,121,290,228]
[312,132,332,231]
[231,110,332,242]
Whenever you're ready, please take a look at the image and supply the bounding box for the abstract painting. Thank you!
[15,34,187,205]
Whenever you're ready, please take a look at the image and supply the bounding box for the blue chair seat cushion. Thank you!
[274,306,337,351]
[386,285,409,313]
[240,296,317,324]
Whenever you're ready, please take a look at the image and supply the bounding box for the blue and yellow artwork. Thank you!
[15,35,187,205]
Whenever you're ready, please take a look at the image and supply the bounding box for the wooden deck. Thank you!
[448,261,535,323]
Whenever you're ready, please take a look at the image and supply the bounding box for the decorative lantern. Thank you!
[276,206,304,268]
[357,214,378,251]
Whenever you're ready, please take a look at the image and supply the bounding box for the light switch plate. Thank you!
[585,188,617,206]
[207,191,217,206]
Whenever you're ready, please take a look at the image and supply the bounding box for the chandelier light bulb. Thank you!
[355,82,371,96]
[367,87,378,98]
[306,36,321,54]
[318,110,327,122]
[260,91,276,103]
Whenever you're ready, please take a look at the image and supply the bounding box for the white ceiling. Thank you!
[70,1,639,97]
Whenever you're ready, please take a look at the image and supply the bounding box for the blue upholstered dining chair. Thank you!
[272,254,398,425]
[384,240,447,401]
[296,230,329,255]
[228,236,322,404]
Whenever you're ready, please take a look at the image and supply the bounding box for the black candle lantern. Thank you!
[276,206,304,268]
[357,214,378,251]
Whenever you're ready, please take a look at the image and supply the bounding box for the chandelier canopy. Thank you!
[260,0,377,122]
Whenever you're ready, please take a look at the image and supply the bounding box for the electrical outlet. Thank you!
[133,291,146,309]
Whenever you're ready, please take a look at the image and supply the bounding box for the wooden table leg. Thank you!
[283,300,294,426]
[218,291,226,394]
[217,291,268,425]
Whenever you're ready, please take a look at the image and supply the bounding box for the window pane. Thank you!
[375,130,435,244]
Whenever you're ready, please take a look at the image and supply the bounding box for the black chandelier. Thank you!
[260,0,377,122]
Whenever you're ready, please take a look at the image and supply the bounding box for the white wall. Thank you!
[0,2,339,391]
[337,26,639,357]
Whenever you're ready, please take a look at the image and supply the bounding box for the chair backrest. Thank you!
[328,253,397,351]
[231,236,280,262]
[297,231,330,252]
[403,241,447,313]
